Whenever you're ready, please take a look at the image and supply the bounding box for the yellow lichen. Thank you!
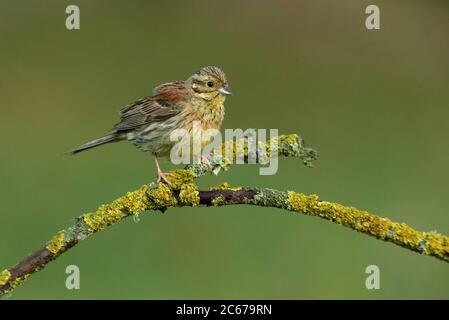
[167,169,196,190]
[10,274,30,289]
[210,134,300,166]
[423,231,449,258]
[83,185,150,232]
[211,182,242,191]
[0,269,11,286]
[389,222,423,248]
[262,135,286,159]
[220,139,248,162]
[264,136,278,155]
[83,205,123,233]
[152,170,200,207]
[178,183,200,206]
[287,190,449,260]
[216,135,299,162]
[283,134,299,145]
[211,195,226,206]
[287,191,319,213]
[287,191,392,239]
[46,230,65,255]
[147,182,178,209]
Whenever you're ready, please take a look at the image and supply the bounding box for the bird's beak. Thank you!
[218,85,232,95]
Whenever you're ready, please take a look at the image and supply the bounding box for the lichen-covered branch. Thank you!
[0,134,315,296]
[1,134,447,297]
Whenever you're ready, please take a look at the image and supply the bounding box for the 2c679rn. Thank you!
[220,304,272,315]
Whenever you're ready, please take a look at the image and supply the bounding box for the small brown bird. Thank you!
[69,66,231,184]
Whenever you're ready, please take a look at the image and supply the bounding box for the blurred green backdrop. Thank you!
[0,0,448,299]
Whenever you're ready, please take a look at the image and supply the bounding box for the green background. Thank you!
[0,0,448,299]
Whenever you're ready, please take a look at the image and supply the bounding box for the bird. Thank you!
[68,66,232,185]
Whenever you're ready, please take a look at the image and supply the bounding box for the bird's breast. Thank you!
[184,97,225,131]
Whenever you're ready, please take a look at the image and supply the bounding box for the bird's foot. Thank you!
[156,170,172,186]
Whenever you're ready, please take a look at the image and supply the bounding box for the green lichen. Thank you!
[185,162,216,177]
[211,195,226,206]
[211,182,242,191]
[252,188,288,208]
[46,230,65,255]
[184,133,317,180]
[278,134,318,167]
[214,134,317,168]
[83,185,150,232]
[262,134,300,160]
[277,134,300,154]
[0,269,11,286]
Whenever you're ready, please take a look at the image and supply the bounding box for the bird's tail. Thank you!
[67,133,122,155]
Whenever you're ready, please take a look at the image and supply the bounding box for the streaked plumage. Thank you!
[69,66,231,184]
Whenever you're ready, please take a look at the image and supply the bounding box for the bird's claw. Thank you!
[156,171,172,186]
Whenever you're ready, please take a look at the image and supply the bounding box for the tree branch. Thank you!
[1,134,448,297]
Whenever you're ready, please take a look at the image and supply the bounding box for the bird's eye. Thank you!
[207,81,214,87]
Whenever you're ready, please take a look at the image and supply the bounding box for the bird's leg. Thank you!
[154,157,172,186]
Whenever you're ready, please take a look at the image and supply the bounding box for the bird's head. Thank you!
[187,66,232,101]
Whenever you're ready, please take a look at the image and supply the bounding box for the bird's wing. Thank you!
[112,81,189,132]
